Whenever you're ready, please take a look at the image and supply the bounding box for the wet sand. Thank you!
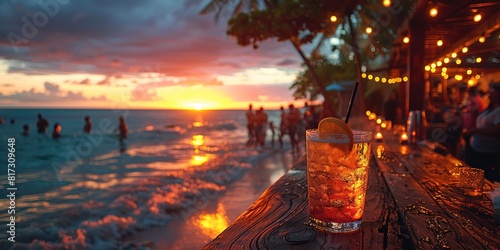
[122,146,301,250]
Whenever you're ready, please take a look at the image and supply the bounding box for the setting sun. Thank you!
[194,103,203,110]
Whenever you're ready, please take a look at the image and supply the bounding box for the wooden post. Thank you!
[407,20,426,112]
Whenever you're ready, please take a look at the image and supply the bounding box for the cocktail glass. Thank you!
[306,129,372,233]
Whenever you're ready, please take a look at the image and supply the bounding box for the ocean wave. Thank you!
[2,146,258,250]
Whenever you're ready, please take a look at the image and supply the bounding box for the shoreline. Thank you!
[120,145,300,249]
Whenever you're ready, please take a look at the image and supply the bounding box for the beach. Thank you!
[122,147,297,249]
[0,108,298,249]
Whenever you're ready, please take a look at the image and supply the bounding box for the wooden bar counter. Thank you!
[203,118,499,249]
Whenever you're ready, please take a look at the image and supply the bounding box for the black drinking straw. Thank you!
[344,81,359,124]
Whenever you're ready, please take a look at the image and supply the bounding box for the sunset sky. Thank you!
[0,0,311,110]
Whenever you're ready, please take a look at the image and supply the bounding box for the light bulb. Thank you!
[429,7,438,17]
[474,14,482,22]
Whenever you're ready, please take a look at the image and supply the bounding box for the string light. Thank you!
[437,40,443,46]
[436,61,442,67]
[429,7,438,17]
[467,69,472,75]
[330,15,338,22]
[474,14,482,22]
[476,57,482,63]
[383,0,391,7]
[451,52,457,58]
[425,65,431,71]
[479,36,486,43]
[360,73,408,85]
[462,47,468,53]
[403,36,410,43]
[444,58,450,63]
[456,59,462,64]
[366,27,373,34]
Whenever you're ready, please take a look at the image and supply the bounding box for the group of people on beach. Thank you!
[4,113,129,142]
[245,103,321,153]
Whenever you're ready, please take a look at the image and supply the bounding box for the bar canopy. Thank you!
[388,0,500,112]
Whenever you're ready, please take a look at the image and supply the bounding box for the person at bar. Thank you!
[465,82,500,182]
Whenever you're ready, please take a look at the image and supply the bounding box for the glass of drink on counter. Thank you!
[306,118,372,233]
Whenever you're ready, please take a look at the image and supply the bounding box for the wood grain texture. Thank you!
[204,118,499,249]
[374,129,500,250]
[204,158,401,249]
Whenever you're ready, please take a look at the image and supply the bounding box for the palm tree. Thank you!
[200,0,340,116]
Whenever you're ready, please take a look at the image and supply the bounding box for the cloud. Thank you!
[216,83,298,102]
[79,78,90,85]
[0,0,302,83]
[96,76,113,85]
[44,81,60,94]
[0,81,107,103]
[130,87,161,101]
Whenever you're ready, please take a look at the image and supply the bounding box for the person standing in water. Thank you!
[245,104,255,146]
[52,123,62,139]
[83,116,92,134]
[119,116,128,142]
[37,113,49,133]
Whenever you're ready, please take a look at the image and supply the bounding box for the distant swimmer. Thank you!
[22,124,29,136]
[37,113,49,133]
[83,116,92,134]
[52,123,62,139]
[119,116,128,142]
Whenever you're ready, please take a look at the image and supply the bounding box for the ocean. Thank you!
[0,108,286,249]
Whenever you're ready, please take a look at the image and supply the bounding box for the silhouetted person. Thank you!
[84,116,92,134]
[269,121,276,148]
[52,123,61,139]
[278,106,288,149]
[245,104,255,146]
[119,116,128,142]
[22,124,29,136]
[466,82,500,182]
[37,113,49,133]
[287,104,301,153]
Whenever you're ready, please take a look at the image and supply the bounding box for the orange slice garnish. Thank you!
[318,117,354,152]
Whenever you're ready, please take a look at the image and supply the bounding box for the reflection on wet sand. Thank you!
[193,203,230,238]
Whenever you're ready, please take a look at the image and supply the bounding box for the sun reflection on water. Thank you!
[193,203,230,239]
[191,135,204,146]
[191,154,208,165]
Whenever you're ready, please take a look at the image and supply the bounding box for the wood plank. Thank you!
[373,129,500,249]
[204,157,402,249]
